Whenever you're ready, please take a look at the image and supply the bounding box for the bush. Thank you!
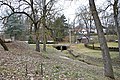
[28,36,35,44]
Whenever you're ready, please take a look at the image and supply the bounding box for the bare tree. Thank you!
[0,0,41,51]
[76,6,93,43]
[106,0,120,59]
[89,0,114,79]
[0,0,57,52]
[113,0,120,59]
[40,0,58,51]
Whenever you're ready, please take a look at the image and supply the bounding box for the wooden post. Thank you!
[41,63,43,77]
[25,63,28,77]
[60,46,63,52]
[69,29,72,44]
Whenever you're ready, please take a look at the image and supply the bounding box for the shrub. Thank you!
[28,36,35,44]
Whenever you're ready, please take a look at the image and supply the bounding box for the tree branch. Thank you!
[8,12,35,23]
[0,1,14,12]
[19,0,31,6]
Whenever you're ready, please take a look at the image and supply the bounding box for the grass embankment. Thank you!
[68,43,119,65]
[64,43,120,79]
[29,43,120,79]
[29,43,119,66]
[29,44,104,79]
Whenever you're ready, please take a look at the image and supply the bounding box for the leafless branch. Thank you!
[19,0,31,6]
[0,16,7,20]
[10,12,35,23]
[23,6,30,11]
[99,4,113,13]
[0,1,14,12]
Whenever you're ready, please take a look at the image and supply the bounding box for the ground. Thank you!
[0,41,120,80]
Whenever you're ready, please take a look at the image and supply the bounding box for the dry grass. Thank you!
[0,41,119,80]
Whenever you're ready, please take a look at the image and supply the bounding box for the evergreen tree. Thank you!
[4,14,25,40]
[52,15,68,42]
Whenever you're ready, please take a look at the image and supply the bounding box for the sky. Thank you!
[57,0,107,23]
[0,0,107,22]
[0,0,108,29]
[58,0,88,23]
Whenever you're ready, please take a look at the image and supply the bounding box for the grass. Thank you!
[107,42,118,47]
[64,43,119,67]
[94,42,118,47]
[29,43,119,67]
[72,43,102,58]
[1,41,119,80]
[29,43,119,59]
[77,43,119,57]
[28,43,120,79]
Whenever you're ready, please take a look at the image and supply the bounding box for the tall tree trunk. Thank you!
[89,16,92,35]
[72,18,76,43]
[43,25,46,51]
[35,33,40,52]
[89,0,114,79]
[113,0,120,59]
[0,38,9,51]
[35,24,40,52]
[30,0,40,52]
[43,0,47,51]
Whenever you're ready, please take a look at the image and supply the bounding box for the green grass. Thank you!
[94,42,118,47]
[66,43,119,67]
[28,43,120,79]
[74,43,119,58]
[91,35,118,43]
[73,44,102,58]
[29,43,119,59]
[29,44,54,49]
[29,44,36,49]
[107,42,118,47]
[29,43,119,66]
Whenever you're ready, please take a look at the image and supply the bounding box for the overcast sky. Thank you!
[0,0,110,29]
[58,0,107,23]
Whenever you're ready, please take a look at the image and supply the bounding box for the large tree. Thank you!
[77,6,91,38]
[113,0,120,59]
[0,0,58,52]
[51,15,68,42]
[4,14,24,40]
[76,6,93,43]
[89,0,114,79]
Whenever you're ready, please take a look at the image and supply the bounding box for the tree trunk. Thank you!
[35,33,40,52]
[89,0,114,79]
[0,38,9,51]
[43,30,46,51]
[35,24,40,52]
[43,0,47,52]
[85,22,90,43]
[89,16,92,36]
[113,0,120,59]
